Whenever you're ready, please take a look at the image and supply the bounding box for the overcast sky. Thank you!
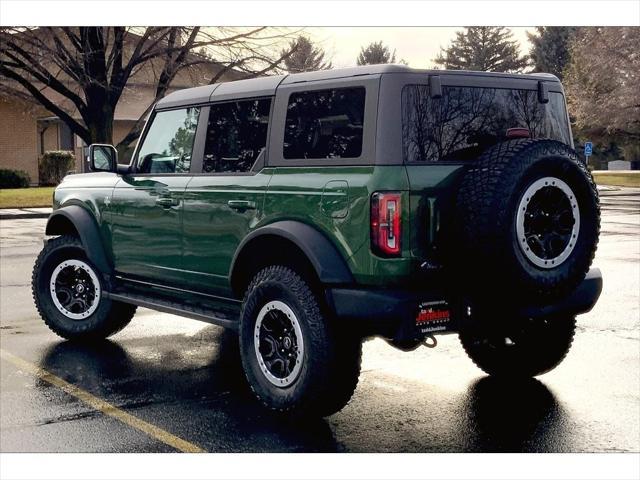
[305,27,534,69]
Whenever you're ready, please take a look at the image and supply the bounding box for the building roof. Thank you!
[156,64,561,109]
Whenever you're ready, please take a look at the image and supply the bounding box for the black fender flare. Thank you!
[45,205,112,275]
[230,220,354,289]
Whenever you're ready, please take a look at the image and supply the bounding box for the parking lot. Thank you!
[0,188,638,453]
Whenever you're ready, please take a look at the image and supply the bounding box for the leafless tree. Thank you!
[564,27,640,146]
[0,27,298,157]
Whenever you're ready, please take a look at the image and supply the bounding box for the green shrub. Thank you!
[0,169,31,189]
[39,150,76,186]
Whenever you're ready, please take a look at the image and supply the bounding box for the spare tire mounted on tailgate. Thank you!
[455,138,600,300]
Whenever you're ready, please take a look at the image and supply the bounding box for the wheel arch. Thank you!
[45,205,112,275]
[229,221,354,297]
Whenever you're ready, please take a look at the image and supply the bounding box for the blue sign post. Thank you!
[584,142,593,158]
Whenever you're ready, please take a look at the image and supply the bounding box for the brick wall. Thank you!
[113,120,137,144]
[0,97,39,184]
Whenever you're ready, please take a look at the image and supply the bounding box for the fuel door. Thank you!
[320,180,349,219]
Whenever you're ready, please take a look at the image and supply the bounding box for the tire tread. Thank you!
[240,265,361,416]
[455,139,600,300]
[32,235,136,341]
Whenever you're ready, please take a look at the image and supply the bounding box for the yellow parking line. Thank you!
[0,348,205,453]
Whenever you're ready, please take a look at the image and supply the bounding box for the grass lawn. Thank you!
[592,172,640,188]
[0,187,55,209]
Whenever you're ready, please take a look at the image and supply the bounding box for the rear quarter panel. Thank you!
[262,165,412,286]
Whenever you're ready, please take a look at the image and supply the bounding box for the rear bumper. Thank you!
[516,268,603,319]
[326,268,603,337]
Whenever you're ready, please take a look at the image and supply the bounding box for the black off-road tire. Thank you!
[455,139,600,301]
[32,235,136,341]
[460,315,576,378]
[239,265,362,417]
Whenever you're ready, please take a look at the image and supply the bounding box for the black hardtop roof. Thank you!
[156,64,560,109]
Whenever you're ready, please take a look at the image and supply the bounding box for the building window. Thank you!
[59,122,74,151]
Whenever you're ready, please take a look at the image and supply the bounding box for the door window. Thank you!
[203,98,271,173]
[136,107,200,173]
[402,85,571,162]
[283,87,366,159]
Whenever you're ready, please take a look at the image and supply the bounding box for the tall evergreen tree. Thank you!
[357,41,397,66]
[281,35,332,73]
[434,27,528,72]
[527,27,577,79]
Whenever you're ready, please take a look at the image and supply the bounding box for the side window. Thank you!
[203,98,271,173]
[402,85,572,162]
[136,107,200,174]
[284,87,365,159]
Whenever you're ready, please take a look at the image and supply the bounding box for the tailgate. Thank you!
[405,164,466,263]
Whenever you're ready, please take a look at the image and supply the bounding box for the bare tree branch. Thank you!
[1,42,87,112]
[0,64,90,142]
[1,26,299,152]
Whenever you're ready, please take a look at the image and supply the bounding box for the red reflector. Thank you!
[371,192,401,257]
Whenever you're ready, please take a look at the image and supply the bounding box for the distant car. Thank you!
[32,65,602,416]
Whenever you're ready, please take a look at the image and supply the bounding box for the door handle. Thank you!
[156,196,178,208]
[227,200,256,211]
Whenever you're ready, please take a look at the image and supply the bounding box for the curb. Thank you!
[0,211,51,220]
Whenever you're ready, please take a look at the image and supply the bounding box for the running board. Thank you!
[104,291,240,330]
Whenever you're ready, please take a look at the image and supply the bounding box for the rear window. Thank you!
[402,85,571,163]
[284,87,365,159]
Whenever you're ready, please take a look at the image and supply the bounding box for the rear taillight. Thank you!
[371,192,402,257]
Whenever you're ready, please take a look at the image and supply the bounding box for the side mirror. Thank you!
[88,144,117,172]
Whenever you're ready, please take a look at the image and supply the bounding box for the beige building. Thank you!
[0,31,240,185]
[0,95,139,184]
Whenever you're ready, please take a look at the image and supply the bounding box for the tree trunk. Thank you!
[84,97,114,145]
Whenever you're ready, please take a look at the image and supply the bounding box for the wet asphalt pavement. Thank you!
[0,188,638,453]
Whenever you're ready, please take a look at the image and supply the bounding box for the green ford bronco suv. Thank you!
[33,65,602,416]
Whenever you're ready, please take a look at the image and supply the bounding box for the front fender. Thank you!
[45,205,112,275]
